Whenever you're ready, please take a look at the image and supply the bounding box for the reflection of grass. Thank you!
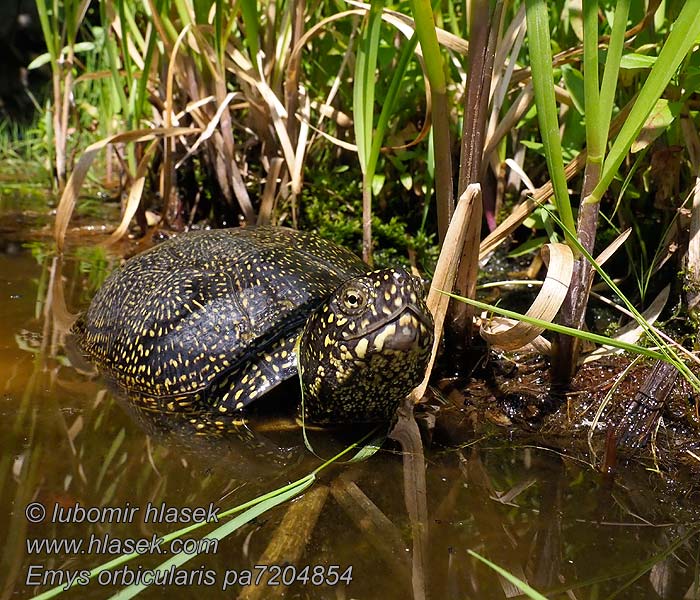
[72,246,114,297]
[541,526,700,598]
[0,250,139,596]
[1,350,45,597]
[471,525,700,600]
[32,428,380,599]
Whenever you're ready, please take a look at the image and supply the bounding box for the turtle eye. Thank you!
[340,285,368,313]
[346,293,359,306]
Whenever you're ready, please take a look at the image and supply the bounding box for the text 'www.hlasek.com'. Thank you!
[24,501,353,592]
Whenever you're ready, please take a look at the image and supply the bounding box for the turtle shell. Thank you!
[74,226,366,403]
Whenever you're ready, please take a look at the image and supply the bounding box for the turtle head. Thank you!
[298,267,434,423]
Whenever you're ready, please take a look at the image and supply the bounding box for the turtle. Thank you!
[73,226,434,427]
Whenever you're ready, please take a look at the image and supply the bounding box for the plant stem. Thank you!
[552,0,631,386]
[447,0,502,366]
[409,0,453,242]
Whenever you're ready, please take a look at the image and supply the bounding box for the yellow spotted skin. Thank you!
[298,268,433,423]
[74,226,433,426]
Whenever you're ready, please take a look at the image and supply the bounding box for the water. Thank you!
[2,200,700,600]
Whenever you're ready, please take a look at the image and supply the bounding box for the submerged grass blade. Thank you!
[109,480,315,599]
[468,550,548,600]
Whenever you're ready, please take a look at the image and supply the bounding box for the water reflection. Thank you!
[2,235,700,599]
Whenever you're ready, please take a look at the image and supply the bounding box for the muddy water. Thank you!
[2,207,700,599]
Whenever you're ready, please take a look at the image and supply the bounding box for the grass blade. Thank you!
[468,550,548,600]
[582,0,601,161]
[33,429,380,599]
[409,0,453,238]
[524,0,577,244]
[598,0,631,152]
[109,480,315,599]
[448,292,665,361]
[353,7,380,174]
[589,0,700,203]
[240,0,260,62]
[353,1,384,263]
[367,29,419,185]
